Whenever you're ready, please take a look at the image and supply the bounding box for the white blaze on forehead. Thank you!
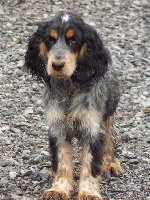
[61,14,69,22]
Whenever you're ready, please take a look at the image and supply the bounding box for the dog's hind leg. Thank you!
[102,116,122,176]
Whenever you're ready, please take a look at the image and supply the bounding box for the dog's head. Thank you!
[25,12,111,85]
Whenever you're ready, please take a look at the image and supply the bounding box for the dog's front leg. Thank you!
[78,134,104,200]
[43,135,73,200]
[43,106,73,200]
[71,107,105,200]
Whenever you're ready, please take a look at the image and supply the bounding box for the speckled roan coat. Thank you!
[25,12,122,200]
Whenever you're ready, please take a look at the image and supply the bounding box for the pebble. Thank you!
[24,107,34,116]
[39,171,50,181]
[36,106,44,114]
[0,177,9,186]
[146,137,150,144]
[21,184,28,191]
[142,101,150,108]
[9,171,17,179]
[121,132,137,142]
[41,125,49,131]
[129,159,139,164]
[1,126,10,131]
[122,150,136,159]
[0,0,149,200]
[41,150,49,156]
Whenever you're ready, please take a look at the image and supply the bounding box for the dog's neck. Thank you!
[49,77,75,97]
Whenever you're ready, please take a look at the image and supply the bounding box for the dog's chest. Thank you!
[45,79,95,125]
[49,85,83,114]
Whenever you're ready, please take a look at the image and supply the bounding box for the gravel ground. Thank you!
[0,0,150,199]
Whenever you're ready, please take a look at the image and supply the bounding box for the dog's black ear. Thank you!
[24,24,50,84]
[72,24,111,84]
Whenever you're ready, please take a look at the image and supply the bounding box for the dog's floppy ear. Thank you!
[24,23,50,84]
[72,24,111,84]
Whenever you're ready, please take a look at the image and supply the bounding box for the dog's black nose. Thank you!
[52,62,64,71]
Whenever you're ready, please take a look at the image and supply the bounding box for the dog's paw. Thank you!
[78,194,103,200]
[102,158,123,176]
[43,190,70,200]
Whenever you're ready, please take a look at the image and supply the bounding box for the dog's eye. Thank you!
[49,36,56,44]
[68,37,76,45]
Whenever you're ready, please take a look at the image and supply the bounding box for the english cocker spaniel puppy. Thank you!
[25,12,122,200]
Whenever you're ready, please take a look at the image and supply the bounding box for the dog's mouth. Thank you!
[51,72,69,79]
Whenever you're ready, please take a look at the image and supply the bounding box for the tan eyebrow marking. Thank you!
[66,29,74,39]
[50,29,58,39]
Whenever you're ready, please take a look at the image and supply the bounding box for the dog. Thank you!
[25,11,122,200]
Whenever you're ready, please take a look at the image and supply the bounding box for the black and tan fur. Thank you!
[25,12,122,200]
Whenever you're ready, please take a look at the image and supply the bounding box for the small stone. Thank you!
[39,172,50,181]
[11,194,20,200]
[7,183,16,190]
[31,172,41,181]
[9,171,17,179]
[1,126,10,131]
[24,107,34,116]
[142,101,150,108]
[35,99,43,105]
[0,1,149,199]
[133,1,141,6]
[0,158,17,167]
[21,184,27,191]
[29,167,36,173]
[122,150,136,159]
[21,170,32,176]
[126,118,135,125]
[0,5,5,14]
[5,139,11,145]
[142,158,150,163]
[17,60,24,67]
[121,132,135,141]
[146,137,150,144]
[41,125,49,131]
[22,155,30,160]
[129,159,139,164]
[9,157,20,166]
[0,177,9,186]
[41,150,49,156]
[36,106,44,114]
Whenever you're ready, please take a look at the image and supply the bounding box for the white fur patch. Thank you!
[71,107,101,135]
[61,14,69,22]
[46,104,65,125]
